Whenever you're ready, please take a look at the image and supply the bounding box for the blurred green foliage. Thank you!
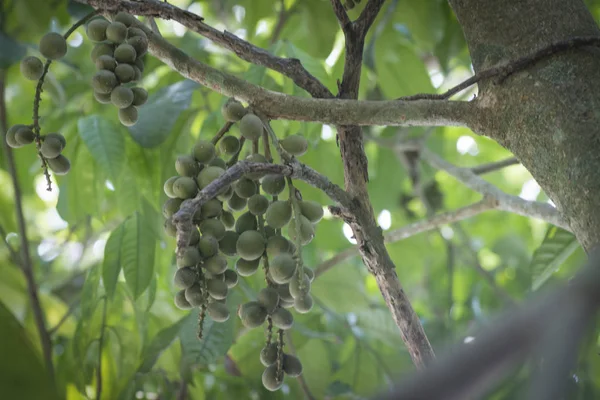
[0,0,597,399]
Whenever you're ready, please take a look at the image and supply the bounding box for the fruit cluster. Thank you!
[162,98,323,391]
[87,12,149,126]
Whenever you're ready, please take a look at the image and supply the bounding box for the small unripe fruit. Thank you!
[119,106,138,126]
[15,127,35,145]
[132,66,142,82]
[95,55,116,71]
[164,218,177,237]
[234,177,257,199]
[257,287,279,314]
[106,21,128,43]
[174,290,193,310]
[234,211,257,234]
[235,258,260,276]
[247,194,269,215]
[175,155,200,177]
[86,19,109,42]
[220,210,235,229]
[288,214,315,245]
[114,63,135,83]
[207,278,228,300]
[198,198,222,219]
[260,343,279,367]
[46,133,66,148]
[221,99,246,121]
[239,301,267,328]
[227,192,247,211]
[280,134,308,156]
[162,198,182,219]
[172,176,197,199]
[223,269,238,288]
[293,293,313,314]
[283,354,303,377]
[261,174,285,196]
[163,176,179,198]
[299,200,324,223]
[262,364,283,391]
[41,137,63,158]
[199,218,226,241]
[239,113,263,140]
[304,267,315,282]
[174,267,197,289]
[39,32,67,60]
[114,43,136,63]
[236,230,266,261]
[188,228,200,246]
[193,140,216,164]
[271,307,294,330]
[47,155,71,175]
[289,273,311,299]
[219,231,239,257]
[115,12,137,27]
[128,27,146,39]
[277,284,293,302]
[131,87,148,106]
[6,124,25,148]
[134,58,145,72]
[92,70,118,94]
[209,157,226,169]
[266,235,291,258]
[198,235,219,258]
[20,56,44,80]
[207,302,230,322]
[184,283,204,307]
[111,85,134,109]
[127,35,148,57]
[203,254,228,275]
[265,201,292,229]
[218,135,240,155]
[197,166,225,189]
[270,253,296,284]
[177,246,201,267]
[91,43,114,62]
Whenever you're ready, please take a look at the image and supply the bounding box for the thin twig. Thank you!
[48,298,79,335]
[471,157,519,175]
[96,296,108,400]
[210,121,234,145]
[270,0,297,45]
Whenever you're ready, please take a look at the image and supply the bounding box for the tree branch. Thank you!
[471,157,519,175]
[315,199,496,278]
[0,71,54,381]
[80,0,333,98]
[420,148,569,231]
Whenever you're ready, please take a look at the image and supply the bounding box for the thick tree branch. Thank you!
[420,148,569,230]
[80,0,333,98]
[0,71,54,381]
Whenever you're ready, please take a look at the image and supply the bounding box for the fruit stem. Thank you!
[226,137,245,167]
[286,177,305,290]
[210,121,234,146]
[276,328,285,381]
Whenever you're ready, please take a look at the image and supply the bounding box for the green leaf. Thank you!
[80,264,101,319]
[103,222,126,299]
[121,212,156,299]
[137,316,187,373]
[530,226,580,291]
[179,309,234,370]
[128,79,198,148]
[78,115,125,182]
[0,301,59,400]
[0,33,26,68]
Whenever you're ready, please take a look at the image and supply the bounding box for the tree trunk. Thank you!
[450,0,600,251]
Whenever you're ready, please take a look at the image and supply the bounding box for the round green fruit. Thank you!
[91,43,114,62]
[111,85,134,109]
[207,278,228,300]
[289,273,311,299]
[235,258,260,277]
[177,246,201,267]
[184,283,204,307]
[283,354,303,377]
[199,218,226,241]
[300,200,324,223]
[271,307,294,330]
[265,201,292,229]
[106,21,128,43]
[114,43,136,63]
[218,231,239,257]
[15,127,35,145]
[193,140,216,164]
[20,56,44,80]
[86,19,109,42]
[93,91,110,105]
[236,230,265,261]
[277,284,293,302]
[162,198,182,219]
[280,134,308,156]
[207,302,230,322]
[39,32,67,60]
[175,155,200,177]
[198,235,219,258]
[131,87,148,106]
[227,192,247,211]
[163,176,179,198]
[197,166,225,189]
[127,35,148,57]
[92,70,118,94]
[223,269,238,288]
[128,27,146,39]
[234,211,257,234]
[239,301,267,328]
[199,198,222,219]
[220,210,235,229]
[174,290,193,310]
[115,12,137,27]
[202,254,228,275]
[95,55,116,71]
[239,113,263,140]
[45,133,66,148]
[221,99,246,122]
[293,293,313,314]
[260,343,279,367]
[163,218,177,237]
[261,174,285,196]
[219,135,240,155]
[6,124,25,148]
[209,156,226,169]
[247,194,269,215]
[288,214,315,245]
[262,364,283,392]
[114,63,134,83]
[174,266,197,289]
[47,155,71,175]
[304,267,315,282]
[234,177,257,199]
[257,287,279,314]
[172,176,197,199]
[269,253,296,284]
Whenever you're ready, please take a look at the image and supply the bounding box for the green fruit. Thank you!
[95,55,116,71]
[198,235,219,258]
[45,133,66,148]
[199,218,226,241]
[221,99,246,121]
[20,56,44,80]
[260,343,279,367]
[115,12,137,27]
[114,63,134,83]
[293,293,313,314]
[279,299,294,309]
[264,225,276,238]
[220,210,235,229]
[172,176,197,199]
[245,153,268,180]
[239,113,263,140]
[299,200,324,223]
[114,43,136,63]
[111,85,134,109]
[86,19,109,42]
[185,283,204,307]
[235,258,260,277]
[128,27,146,39]
[47,155,71,175]
[92,70,118,94]
[188,228,200,246]
[131,87,148,106]
[39,32,67,60]
[223,269,238,288]
[227,192,247,211]
[235,211,257,234]
[270,253,296,284]
[288,214,315,245]
[280,134,308,156]
[219,135,240,155]
[207,302,230,322]
[262,364,283,391]
[174,266,197,289]
[163,176,179,198]
[277,284,293,302]
[193,140,216,164]
[266,235,291,259]
[271,307,293,330]
[106,21,128,43]
[197,166,225,189]
[127,35,148,57]
[132,66,142,82]
[289,273,311,299]
[248,194,269,215]
[234,177,257,199]
[116,97,138,120]
[177,246,201,267]
[209,157,226,169]
[200,198,222,219]
[162,198,182,219]
[265,201,292,229]
[283,354,303,377]
[219,231,239,257]
[304,267,315,282]
[217,185,234,202]
[239,301,267,328]
[15,127,35,145]
[175,155,200,177]
[207,278,228,300]
[164,218,177,237]
[236,230,265,261]
[93,91,111,104]
[203,254,228,275]
[261,174,285,196]
[257,287,279,314]
[174,290,193,309]
[6,124,25,148]
[91,43,114,62]
[134,57,145,72]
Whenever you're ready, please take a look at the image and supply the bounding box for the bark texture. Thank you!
[450,0,600,250]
